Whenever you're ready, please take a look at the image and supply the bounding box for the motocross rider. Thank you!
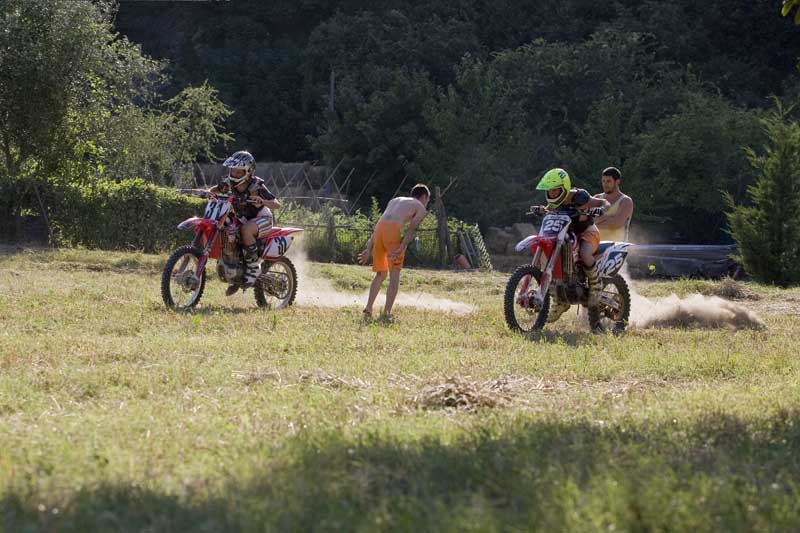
[208,151,281,295]
[532,168,609,322]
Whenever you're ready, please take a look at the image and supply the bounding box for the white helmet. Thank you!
[222,150,256,184]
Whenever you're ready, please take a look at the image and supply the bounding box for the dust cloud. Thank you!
[623,271,765,330]
[286,243,475,315]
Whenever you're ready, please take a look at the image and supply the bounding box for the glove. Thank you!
[530,205,547,216]
[587,207,604,217]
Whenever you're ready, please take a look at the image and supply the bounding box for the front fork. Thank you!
[517,243,562,309]
[180,227,215,278]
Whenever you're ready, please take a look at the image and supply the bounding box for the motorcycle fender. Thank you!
[515,235,553,253]
[515,235,537,253]
[178,217,214,232]
[177,217,202,230]
[263,235,294,258]
[597,243,633,278]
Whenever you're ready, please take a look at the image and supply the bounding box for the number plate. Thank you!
[203,199,230,221]
[540,214,571,235]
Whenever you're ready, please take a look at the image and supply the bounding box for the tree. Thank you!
[311,67,437,204]
[99,83,233,186]
[0,0,234,243]
[624,91,763,243]
[419,32,669,227]
[783,0,800,23]
[727,100,800,286]
[0,0,164,180]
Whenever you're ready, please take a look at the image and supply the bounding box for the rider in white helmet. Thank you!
[208,151,281,294]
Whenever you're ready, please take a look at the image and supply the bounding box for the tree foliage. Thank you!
[727,100,800,286]
[0,0,163,179]
[0,0,232,189]
[625,92,764,243]
[5,0,800,246]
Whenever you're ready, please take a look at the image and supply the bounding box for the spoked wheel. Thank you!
[254,257,297,309]
[161,246,206,310]
[588,274,631,334]
[504,265,550,334]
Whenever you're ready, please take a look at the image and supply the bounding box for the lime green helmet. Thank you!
[536,168,571,209]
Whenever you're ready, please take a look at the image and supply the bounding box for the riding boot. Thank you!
[586,262,602,307]
[547,298,571,323]
[242,243,261,288]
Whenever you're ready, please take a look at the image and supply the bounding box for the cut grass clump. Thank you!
[411,376,513,411]
[713,276,761,300]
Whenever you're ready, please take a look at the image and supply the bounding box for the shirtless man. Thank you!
[593,167,633,243]
[357,184,430,321]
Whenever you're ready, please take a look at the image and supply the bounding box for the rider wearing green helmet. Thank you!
[536,168,572,209]
[533,168,610,320]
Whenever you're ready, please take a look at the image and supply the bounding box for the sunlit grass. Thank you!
[1,248,799,530]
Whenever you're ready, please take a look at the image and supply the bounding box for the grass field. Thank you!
[2,247,800,531]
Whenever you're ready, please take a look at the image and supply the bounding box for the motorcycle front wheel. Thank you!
[504,264,550,334]
[161,246,206,310]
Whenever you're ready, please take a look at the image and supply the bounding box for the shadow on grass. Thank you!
[5,411,800,531]
[528,329,596,346]
[150,303,271,316]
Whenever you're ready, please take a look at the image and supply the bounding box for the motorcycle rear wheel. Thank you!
[504,264,550,334]
[254,256,298,309]
[161,245,206,311]
[587,274,630,334]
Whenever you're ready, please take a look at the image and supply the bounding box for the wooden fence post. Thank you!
[326,209,337,262]
[435,186,448,268]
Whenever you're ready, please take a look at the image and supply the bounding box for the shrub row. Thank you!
[3,177,205,252]
[3,177,489,267]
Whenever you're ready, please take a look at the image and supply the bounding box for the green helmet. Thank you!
[536,168,571,209]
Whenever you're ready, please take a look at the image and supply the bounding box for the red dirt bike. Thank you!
[161,193,302,310]
[504,206,632,334]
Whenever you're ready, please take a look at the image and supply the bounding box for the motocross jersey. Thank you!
[216,176,276,220]
[559,188,596,234]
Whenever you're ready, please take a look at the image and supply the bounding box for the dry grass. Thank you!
[2,248,800,531]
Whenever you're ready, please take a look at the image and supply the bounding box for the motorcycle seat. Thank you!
[594,241,615,256]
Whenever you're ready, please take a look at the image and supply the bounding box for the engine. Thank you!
[217,227,243,282]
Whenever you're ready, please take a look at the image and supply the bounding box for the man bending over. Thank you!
[358,184,430,321]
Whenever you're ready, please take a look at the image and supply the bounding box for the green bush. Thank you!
[0,177,207,252]
[47,179,206,252]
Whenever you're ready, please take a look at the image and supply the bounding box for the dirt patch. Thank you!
[233,368,370,390]
[232,369,283,386]
[297,369,369,390]
[290,246,476,314]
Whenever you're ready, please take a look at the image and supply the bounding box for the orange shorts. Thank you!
[580,228,600,252]
[372,220,404,272]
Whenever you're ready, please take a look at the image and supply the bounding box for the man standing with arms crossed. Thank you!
[358,184,430,322]
[593,166,634,243]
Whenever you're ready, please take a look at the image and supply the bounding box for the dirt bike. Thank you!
[161,193,302,311]
[504,206,632,334]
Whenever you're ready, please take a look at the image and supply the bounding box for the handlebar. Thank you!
[526,206,602,217]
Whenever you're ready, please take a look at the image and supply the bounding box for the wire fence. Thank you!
[281,220,492,270]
